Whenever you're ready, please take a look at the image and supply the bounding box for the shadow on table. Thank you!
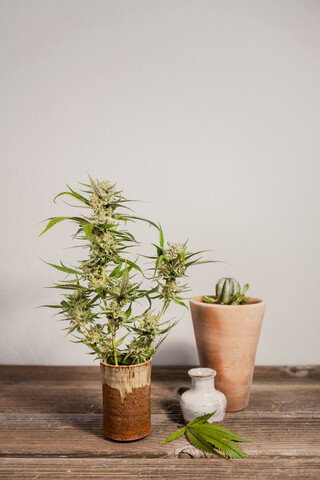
[160,387,187,424]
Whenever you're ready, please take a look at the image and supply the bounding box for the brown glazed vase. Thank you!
[100,359,152,441]
[190,296,266,412]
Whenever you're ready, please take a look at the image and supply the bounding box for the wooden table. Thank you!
[0,366,319,479]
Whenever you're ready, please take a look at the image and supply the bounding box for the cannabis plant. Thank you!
[39,176,212,365]
[203,277,249,305]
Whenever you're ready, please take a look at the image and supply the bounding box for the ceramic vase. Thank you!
[100,359,152,441]
[180,367,227,423]
[190,296,266,412]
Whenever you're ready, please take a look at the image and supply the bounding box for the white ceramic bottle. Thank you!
[180,368,227,423]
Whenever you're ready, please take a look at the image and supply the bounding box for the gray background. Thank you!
[1,0,319,365]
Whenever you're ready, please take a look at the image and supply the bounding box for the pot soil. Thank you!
[190,296,266,412]
[100,359,152,441]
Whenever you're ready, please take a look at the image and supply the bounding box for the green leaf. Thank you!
[41,260,81,275]
[67,184,90,204]
[196,431,248,459]
[49,283,87,291]
[172,298,188,308]
[152,243,164,258]
[116,352,129,364]
[112,230,137,242]
[38,216,90,237]
[115,333,129,347]
[160,412,251,460]
[243,283,249,293]
[38,217,69,237]
[109,263,123,278]
[83,224,94,239]
[157,319,179,335]
[54,186,90,206]
[185,259,220,267]
[154,332,169,352]
[203,296,216,304]
[114,215,134,223]
[186,430,227,459]
[119,214,159,229]
[190,423,251,443]
[187,412,216,426]
[154,254,165,274]
[120,263,129,295]
[160,427,186,444]
[39,304,61,309]
[184,250,208,260]
[87,173,100,196]
[124,259,143,275]
[159,223,164,248]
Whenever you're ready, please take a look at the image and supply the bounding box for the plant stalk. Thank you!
[102,297,118,366]
[110,325,118,366]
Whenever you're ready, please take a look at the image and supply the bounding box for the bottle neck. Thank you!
[191,376,215,392]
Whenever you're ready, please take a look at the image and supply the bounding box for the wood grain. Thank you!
[0,366,319,479]
[0,458,320,480]
[1,366,319,415]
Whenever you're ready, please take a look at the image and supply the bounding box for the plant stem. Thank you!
[102,297,118,366]
[146,302,168,353]
[110,325,118,366]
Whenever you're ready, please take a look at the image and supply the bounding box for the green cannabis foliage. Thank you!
[161,412,251,460]
[203,277,249,305]
[39,177,211,365]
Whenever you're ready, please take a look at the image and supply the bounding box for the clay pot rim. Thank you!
[190,296,266,308]
[100,358,152,368]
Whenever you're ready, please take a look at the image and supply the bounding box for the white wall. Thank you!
[1,0,319,366]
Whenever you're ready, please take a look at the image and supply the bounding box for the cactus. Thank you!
[203,278,249,305]
[216,277,240,304]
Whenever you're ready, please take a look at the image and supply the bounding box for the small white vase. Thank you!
[180,368,227,423]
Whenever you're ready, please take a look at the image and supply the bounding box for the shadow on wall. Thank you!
[153,341,199,366]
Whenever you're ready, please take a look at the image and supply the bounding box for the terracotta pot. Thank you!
[190,296,266,412]
[100,359,152,441]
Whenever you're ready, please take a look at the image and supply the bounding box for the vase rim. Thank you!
[100,358,152,368]
[188,367,216,378]
[190,296,266,308]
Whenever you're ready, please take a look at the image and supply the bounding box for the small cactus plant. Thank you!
[203,278,249,305]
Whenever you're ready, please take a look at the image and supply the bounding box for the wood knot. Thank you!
[175,445,207,459]
[285,365,312,377]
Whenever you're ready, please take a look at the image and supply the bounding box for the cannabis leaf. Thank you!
[160,427,186,443]
[187,412,216,425]
[160,412,252,460]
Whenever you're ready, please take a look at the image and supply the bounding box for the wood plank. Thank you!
[1,365,319,384]
[0,457,319,480]
[0,413,319,458]
[1,383,318,415]
[1,368,319,415]
[0,364,319,480]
